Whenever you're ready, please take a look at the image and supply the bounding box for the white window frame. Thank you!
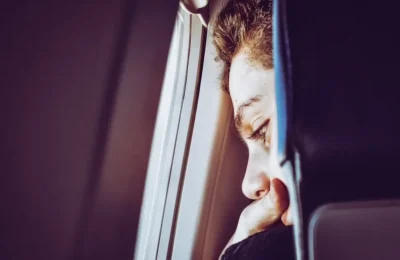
[135,11,205,260]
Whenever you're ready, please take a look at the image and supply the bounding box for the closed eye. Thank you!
[249,118,270,141]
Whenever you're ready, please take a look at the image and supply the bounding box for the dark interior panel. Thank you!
[0,1,179,259]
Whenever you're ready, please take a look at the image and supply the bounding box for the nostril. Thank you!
[255,189,268,199]
[242,167,271,200]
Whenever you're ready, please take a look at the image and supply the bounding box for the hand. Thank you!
[219,178,291,259]
[234,178,290,242]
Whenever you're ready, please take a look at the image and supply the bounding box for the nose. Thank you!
[242,164,270,200]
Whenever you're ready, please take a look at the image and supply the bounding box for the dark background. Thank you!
[0,1,178,259]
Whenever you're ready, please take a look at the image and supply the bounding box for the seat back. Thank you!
[274,0,400,259]
[309,200,400,260]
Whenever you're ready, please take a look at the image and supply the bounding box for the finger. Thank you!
[270,178,289,214]
[281,205,293,226]
[241,179,289,231]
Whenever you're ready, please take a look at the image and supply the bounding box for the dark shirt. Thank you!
[222,226,295,260]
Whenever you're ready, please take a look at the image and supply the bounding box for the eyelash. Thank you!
[249,119,270,144]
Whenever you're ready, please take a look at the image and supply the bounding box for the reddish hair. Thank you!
[212,0,273,93]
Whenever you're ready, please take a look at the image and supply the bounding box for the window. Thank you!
[135,10,205,260]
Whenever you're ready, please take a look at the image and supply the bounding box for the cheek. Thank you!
[268,119,282,172]
[246,142,269,174]
[247,141,286,183]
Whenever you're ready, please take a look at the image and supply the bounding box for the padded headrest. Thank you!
[275,0,400,258]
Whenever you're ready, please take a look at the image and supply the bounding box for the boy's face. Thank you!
[229,50,290,222]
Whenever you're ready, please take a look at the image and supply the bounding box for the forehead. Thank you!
[229,51,274,113]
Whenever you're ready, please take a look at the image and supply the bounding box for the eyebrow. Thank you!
[234,95,262,133]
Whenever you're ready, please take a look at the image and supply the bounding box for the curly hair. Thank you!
[212,0,273,93]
